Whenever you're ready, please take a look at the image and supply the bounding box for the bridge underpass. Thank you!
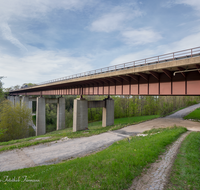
[8,47,200,136]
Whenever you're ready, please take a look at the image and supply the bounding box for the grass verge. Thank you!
[166,132,200,190]
[183,107,200,121]
[0,115,159,152]
[0,126,187,190]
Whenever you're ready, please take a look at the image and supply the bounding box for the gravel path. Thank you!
[0,104,200,172]
[165,103,200,119]
[128,131,190,190]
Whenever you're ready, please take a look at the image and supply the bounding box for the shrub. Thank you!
[0,100,32,142]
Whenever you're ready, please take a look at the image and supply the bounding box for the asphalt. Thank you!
[0,103,200,172]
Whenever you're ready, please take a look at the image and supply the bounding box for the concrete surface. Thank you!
[14,96,20,106]
[0,103,200,172]
[57,97,65,130]
[73,98,88,132]
[7,96,15,105]
[36,97,46,136]
[102,98,114,127]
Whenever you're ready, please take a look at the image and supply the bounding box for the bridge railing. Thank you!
[13,46,200,91]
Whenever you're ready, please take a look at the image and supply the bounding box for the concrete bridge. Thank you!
[8,47,200,136]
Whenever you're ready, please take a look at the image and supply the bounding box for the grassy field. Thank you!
[166,132,200,190]
[184,107,200,121]
[0,126,186,190]
[0,115,159,152]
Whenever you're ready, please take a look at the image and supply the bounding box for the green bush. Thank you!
[65,109,73,128]
[0,100,32,142]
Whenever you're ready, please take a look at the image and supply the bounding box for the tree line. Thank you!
[45,95,200,132]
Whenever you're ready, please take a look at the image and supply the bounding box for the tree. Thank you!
[0,100,32,142]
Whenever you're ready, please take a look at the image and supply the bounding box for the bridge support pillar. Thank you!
[22,96,32,114]
[36,97,46,136]
[7,96,15,105]
[73,98,88,132]
[14,96,20,107]
[102,98,114,127]
[57,97,65,130]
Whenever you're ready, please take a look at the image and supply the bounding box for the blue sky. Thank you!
[1,0,200,88]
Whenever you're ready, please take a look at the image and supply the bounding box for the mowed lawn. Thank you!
[184,107,200,121]
[0,115,159,152]
[0,126,186,190]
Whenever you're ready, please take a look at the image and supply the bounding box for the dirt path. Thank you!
[128,131,190,190]
[0,104,200,172]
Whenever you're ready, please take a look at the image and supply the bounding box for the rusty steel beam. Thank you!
[149,71,159,80]
[118,75,130,83]
[104,78,116,85]
[111,76,123,83]
[162,69,172,79]
[138,73,148,81]
[127,74,139,82]
[96,78,110,85]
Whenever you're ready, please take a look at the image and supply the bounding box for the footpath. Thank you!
[0,103,200,172]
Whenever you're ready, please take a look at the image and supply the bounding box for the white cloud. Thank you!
[110,30,200,67]
[0,0,92,21]
[175,0,200,11]
[90,6,143,32]
[0,23,27,52]
[158,31,200,53]
[0,0,93,51]
[122,29,162,45]
[110,49,156,66]
[0,49,92,88]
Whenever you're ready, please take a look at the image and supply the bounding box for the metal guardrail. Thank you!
[11,46,200,91]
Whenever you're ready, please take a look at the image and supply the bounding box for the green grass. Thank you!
[0,115,159,152]
[0,126,187,190]
[166,132,200,190]
[184,107,200,121]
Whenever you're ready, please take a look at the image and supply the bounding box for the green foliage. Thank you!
[32,115,36,125]
[0,100,32,142]
[45,103,57,132]
[0,127,186,190]
[65,109,73,128]
[46,124,56,133]
[29,126,36,137]
[167,132,200,190]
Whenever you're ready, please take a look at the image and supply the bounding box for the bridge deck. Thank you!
[10,47,200,96]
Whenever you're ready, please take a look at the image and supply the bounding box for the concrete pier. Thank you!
[8,96,15,105]
[21,96,29,107]
[73,97,115,132]
[102,98,114,127]
[73,98,88,132]
[36,97,46,136]
[57,97,66,130]
[14,96,20,106]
